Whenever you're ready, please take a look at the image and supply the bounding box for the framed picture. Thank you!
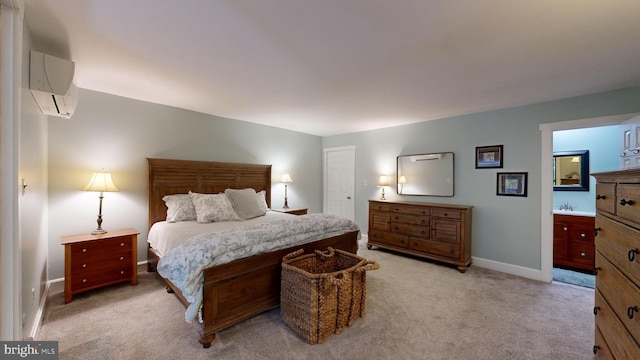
[476,145,503,169]
[497,172,528,197]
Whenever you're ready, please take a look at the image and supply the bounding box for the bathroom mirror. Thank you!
[397,152,454,196]
[553,150,589,191]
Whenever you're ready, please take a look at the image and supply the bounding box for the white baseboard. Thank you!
[362,234,546,282]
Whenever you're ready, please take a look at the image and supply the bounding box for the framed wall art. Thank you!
[497,172,528,197]
[476,145,503,169]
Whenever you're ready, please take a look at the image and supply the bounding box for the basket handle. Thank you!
[282,248,305,263]
[315,247,335,258]
[356,260,380,273]
[326,271,345,288]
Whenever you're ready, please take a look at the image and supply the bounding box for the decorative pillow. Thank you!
[225,188,266,220]
[162,194,197,222]
[189,192,239,223]
[256,190,269,212]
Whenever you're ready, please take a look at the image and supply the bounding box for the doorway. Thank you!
[540,113,639,283]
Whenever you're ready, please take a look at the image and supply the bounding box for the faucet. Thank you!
[560,202,573,211]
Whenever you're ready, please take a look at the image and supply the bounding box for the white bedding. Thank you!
[153,213,361,322]
[147,210,295,257]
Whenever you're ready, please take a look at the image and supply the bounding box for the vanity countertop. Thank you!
[553,210,595,217]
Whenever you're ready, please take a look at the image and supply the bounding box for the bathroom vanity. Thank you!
[553,211,596,272]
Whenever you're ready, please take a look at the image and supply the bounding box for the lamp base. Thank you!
[91,229,107,235]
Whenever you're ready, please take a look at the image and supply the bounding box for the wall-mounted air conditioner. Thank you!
[29,51,78,119]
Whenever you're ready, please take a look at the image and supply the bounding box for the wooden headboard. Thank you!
[147,158,272,230]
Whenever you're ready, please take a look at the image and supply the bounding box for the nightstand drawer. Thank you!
[70,252,132,274]
[70,237,132,258]
[71,266,133,290]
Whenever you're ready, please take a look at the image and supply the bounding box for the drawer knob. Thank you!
[82,278,87,283]
[82,264,87,268]
[120,270,125,275]
[82,248,87,253]
[620,199,635,206]
[627,306,639,320]
[120,256,125,261]
[580,233,586,238]
[563,227,567,231]
[593,306,600,315]
[120,242,125,247]
[580,252,586,257]
[596,195,606,200]
[628,248,640,262]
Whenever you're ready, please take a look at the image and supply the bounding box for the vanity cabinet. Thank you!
[553,214,595,272]
[367,200,472,272]
[592,168,640,359]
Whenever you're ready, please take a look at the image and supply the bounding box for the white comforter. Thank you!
[155,213,360,322]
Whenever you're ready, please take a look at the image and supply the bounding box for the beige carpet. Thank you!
[38,245,595,360]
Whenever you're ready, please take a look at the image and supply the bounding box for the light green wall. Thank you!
[323,87,640,270]
[47,89,323,280]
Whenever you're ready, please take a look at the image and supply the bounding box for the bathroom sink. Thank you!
[553,209,595,217]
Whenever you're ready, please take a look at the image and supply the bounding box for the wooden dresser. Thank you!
[61,228,139,303]
[553,213,596,272]
[592,169,640,359]
[367,200,472,272]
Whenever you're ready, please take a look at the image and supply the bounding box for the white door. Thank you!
[323,146,355,220]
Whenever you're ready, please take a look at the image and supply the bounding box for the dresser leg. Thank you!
[457,265,468,273]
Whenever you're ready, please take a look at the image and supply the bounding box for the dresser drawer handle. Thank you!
[594,267,600,275]
[593,306,600,315]
[627,306,638,320]
[593,345,600,354]
[595,195,606,200]
[628,248,640,262]
[620,199,635,206]
[594,227,600,236]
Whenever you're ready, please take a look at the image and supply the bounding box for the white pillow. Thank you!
[256,190,269,212]
[162,194,197,222]
[225,188,265,220]
[189,192,239,223]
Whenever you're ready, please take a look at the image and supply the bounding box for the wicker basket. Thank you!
[280,247,379,344]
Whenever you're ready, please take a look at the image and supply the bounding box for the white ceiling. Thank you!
[23,0,640,136]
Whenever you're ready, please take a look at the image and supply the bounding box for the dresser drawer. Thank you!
[70,237,132,257]
[411,239,460,260]
[391,213,429,226]
[431,209,462,220]
[391,222,429,238]
[70,252,132,274]
[368,230,408,249]
[596,216,640,287]
[618,183,640,224]
[71,266,133,291]
[370,202,391,212]
[594,325,614,360]
[596,183,616,214]
[595,290,640,360]
[391,204,429,216]
[595,252,640,342]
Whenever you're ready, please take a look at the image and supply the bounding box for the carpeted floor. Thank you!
[38,244,596,359]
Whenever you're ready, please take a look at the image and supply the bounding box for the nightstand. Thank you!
[272,207,308,216]
[61,228,139,303]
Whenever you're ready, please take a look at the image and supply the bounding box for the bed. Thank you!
[146,158,360,347]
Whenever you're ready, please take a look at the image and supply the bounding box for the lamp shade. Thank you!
[398,176,407,184]
[377,175,389,187]
[281,173,293,183]
[83,172,119,192]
